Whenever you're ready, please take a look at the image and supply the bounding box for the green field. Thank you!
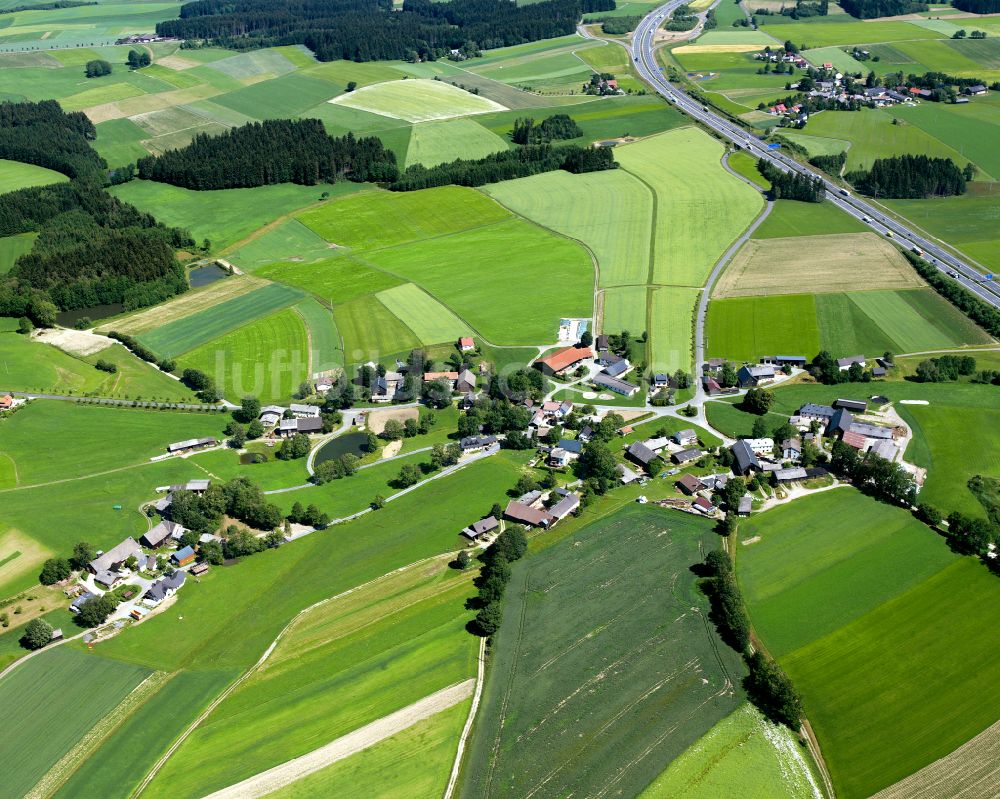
[294,296,343,372]
[650,286,698,373]
[188,445,310,493]
[0,232,36,274]
[333,294,421,363]
[0,158,67,193]
[600,285,648,335]
[137,283,302,359]
[329,78,505,122]
[753,200,867,239]
[640,704,821,799]
[708,288,991,361]
[893,99,1000,182]
[0,647,151,799]
[616,127,764,287]
[259,255,404,304]
[757,19,944,47]
[485,168,653,287]
[460,505,744,798]
[0,400,227,485]
[226,219,334,272]
[0,0,183,50]
[297,186,511,250]
[376,283,473,345]
[404,117,509,168]
[176,307,310,403]
[266,701,469,799]
[142,561,478,798]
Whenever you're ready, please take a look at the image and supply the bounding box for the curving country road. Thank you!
[625,1,1000,309]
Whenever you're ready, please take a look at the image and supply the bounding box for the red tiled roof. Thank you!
[538,346,592,372]
[842,431,866,449]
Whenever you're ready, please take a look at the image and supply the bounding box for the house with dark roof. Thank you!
[673,429,698,446]
[593,373,640,397]
[463,516,499,541]
[703,375,723,395]
[781,438,802,461]
[761,355,806,367]
[142,520,185,549]
[297,417,324,434]
[737,495,752,516]
[549,493,580,520]
[850,422,893,440]
[290,403,320,418]
[596,334,610,351]
[70,592,96,613]
[827,408,853,436]
[731,440,761,475]
[672,448,702,465]
[460,435,498,453]
[89,538,142,575]
[834,398,867,412]
[676,473,705,495]
[626,441,658,470]
[837,355,866,370]
[602,359,631,378]
[504,501,555,528]
[737,364,775,388]
[775,467,808,483]
[653,373,669,388]
[798,403,835,422]
[144,571,186,606]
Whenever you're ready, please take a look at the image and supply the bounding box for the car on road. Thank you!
[885,231,894,237]
[862,215,871,223]
[840,189,850,196]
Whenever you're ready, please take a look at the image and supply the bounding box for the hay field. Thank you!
[328,79,505,122]
[0,158,67,193]
[333,294,421,362]
[600,285,648,335]
[713,233,924,298]
[752,200,867,239]
[0,232,36,274]
[226,219,334,272]
[707,294,821,362]
[295,297,343,372]
[650,286,698,373]
[176,307,310,403]
[615,127,764,287]
[460,505,743,799]
[404,117,509,168]
[485,169,653,287]
[260,256,404,305]
[376,283,473,345]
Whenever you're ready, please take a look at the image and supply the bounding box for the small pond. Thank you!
[313,432,369,465]
[189,264,229,288]
[55,303,124,328]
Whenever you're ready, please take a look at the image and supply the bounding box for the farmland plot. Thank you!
[328,79,505,122]
[460,505,743,799]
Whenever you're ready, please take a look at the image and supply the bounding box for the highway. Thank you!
[628,1,1000,309]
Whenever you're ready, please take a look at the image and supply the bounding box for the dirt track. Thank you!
[201,679,475,799]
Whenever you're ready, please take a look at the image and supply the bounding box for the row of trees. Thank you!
[847,154,968,199]
[829,442,917,506]
[389,143,617,191]
[159,0,586,63]
[902,250,1000,338]
[952,0,1000,13]
[510,114,582,145]
[914,354,977,383]
[470,525,528,636]
[839,0,926,17]
[757,159,825,202]
[137,121,398,189]
[0,100,103,182]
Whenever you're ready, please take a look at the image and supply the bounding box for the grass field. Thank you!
[485,168,653,287]
[266,700,469,799]
[297,186,511,250]
[0,232,36,274]
[616,127,764,287]
[259,255,404,305]
[650,286,698,373]
[713,233,923,298]
[329,78,505,121]
[110,180,337,250]
[137,283,302,359]
[226,219,334,272]
[756,19,944,47]
[707,294,820,362]
[600,285,648,335]
[376,283,473,345]
[640,703,822,799]
[404,117,509,168]
[189,445,310,493]
[0,647,151,799]
[0,400,227,485]
[0,158,67,193]
[295,296,343,372]
[142,560,478,798]
[363,217,593,345]
[176,307,310,403]
[460,504,744,799]
[893,99,1000,182]
[753,200,867,239]
[333,294,421,363]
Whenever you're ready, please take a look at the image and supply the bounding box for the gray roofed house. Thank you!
[167,437,216,454]
[762,355,806,366]
[672,448,702,465]
[70,592,96,613]
[837,355,866,370]
[464,516,499,540]
[596,350,623,367]
[737,495,753,516]
[869,439,898,460]
[259,406,285,426]
[593,373,640,397]
[456,369,477,394]
[798,403,836,421]
[168,479,210,493]
[849,422,893,440]
[460,435,498,452]
[89,537,142,575]
[626,441,658,469]
[781,437,802,460]
[775,467,808,483]
[518,489,544,507]
[278,418,298,436]
[94,570,121,589]
[653,373,669,387]
[549,493,580,520]
[834,398,867,412]
[737,364,775,388]
[603,359,630,378]
[558,439,583,455]
[578,425,594,442]
[142,520,185,549]
[731,440,761,475]
[673,429,698,446]
[827,408,853,436]
[144,571,186,605]
[297,417,324,434]
[289,403,320,418]
[154,493,173,514]
[617,463,640,484]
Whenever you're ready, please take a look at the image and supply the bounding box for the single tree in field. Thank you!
[70,541,96,570]
[21,618,53,650]
[39,557,71,585]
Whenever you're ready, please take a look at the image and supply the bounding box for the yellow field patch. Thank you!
[84,85,222,123]
[673,43,765,53]
[98,275,270,335]
[363,406,419,435]
[0,529,51,592]
[713,232,925,298]
[156,54,201,71]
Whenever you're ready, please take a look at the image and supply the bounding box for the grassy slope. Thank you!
[707,294,820,362]
[460,505,743,799]
[752,200,867,239]
[294,296,344,372]
[404,117,509,169]
[376,283,473,345]
[0,158,68,193]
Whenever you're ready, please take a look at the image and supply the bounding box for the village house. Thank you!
[672,448,702,465]
[652,373,669,389]
[593,373,640,397]
[578,425,594,443]
[504,500,556,529]
[289,403,320,418]
[141,520,185,549]
[692,496,716,515]
[89,538,142,575]
[744,438,775,458]
[548,439,582,468]
[460,435,498,453]
[459,336,475,352]
[456,369,477,394]
[171,546,196,567]
[423,371,459,389]
[70,592,96,613]
[775,467,808,484]
[0,394,14,409]
[798,403,835,423]
[169,479,210,494]
[278,419,298,437]
[828,409,853,437]
[259,405,285,427]
[868,439,898,461]
[834,398,867,413]
[781,437,802,461]
[644,436,670,453]
[596,334,610,351]
[144,571,186,606]
[626,441,659,471]
[731,440,761,476]
[463,515,499,541]
[738,495,753,517]
[841,431,867,450]
[761,355,806,368]
[296,417,324,434]
[372,371,405,402]
[315,376,334,393]
[536,346,593,377]
[94,570,121,589]
[673,429,698,447]
[702,375,723,396]
[602,359,631,379]
[676,473,705,495]
[549,492,580,521]
[849,421,893,440]
[837,355,866,371]
[737,364,776,388]
[617,463,641,485]
[167,437,217,454]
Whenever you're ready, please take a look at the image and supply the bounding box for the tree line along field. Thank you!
[738,489,1000,799]
[460,505,745,799]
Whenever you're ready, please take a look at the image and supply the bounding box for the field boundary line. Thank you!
[131,552,456,797]
[443,636,486,799]
[201,679,476,799]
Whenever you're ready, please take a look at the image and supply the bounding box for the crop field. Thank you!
[376,283,473,345]
[0,158,67,193]
[226,220,334,272]
[738,490,955,658]
[0,647,152,799]
[329,79,505,122]
[333,294,421,363]
[137,283,302,359]
[781,558,1000,799]
[265,700,469,799]
[756,19,944,47]
[0,0,182,50]
[142,560,478,799]
[364,218,593,345]
[466,35,602,93]
[0,232,36,274]
[707,294,820,363]
[297,186,511,250]
[792,109,969,172]
[712,233,923,298]
[176,307,310,403]
[189,446,310,493]
[485,169,653,287]
[295,297,343,372]
[615,127,764,287]
[52,669,235,799]
[0,529,51,600]
[404,117,509,168]
[752,200,867,239]
[600,285,648,336]
[0,401,227,486]
[639,704,822,799]
[259,255,405,304]
[893,99,1000,182]
[460,505,744,799]
[649,286,698,373]
[110,180,334,250]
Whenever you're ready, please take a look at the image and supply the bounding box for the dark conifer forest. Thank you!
[847,155,967,198]
[0,100,105,182]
